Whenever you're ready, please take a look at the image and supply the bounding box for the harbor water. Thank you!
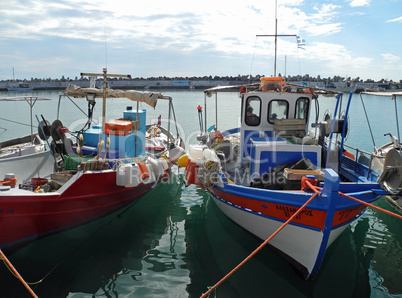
[0,89,401,297]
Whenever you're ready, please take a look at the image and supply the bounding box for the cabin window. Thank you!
[245,97,261,126]
[268,100,289,124]
[295,97,309,120]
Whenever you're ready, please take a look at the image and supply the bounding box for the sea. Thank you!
[0,89,401,298]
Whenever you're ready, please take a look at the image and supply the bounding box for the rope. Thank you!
[0,249,38,297]
[0,117,32,127]
[303,183,401,219]
[339,192,402,219]
[201,179,401,297]
[200,186,319,298]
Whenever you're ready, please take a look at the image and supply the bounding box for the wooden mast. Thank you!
[80,68,131,133]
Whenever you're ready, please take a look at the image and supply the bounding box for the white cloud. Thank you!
[1,0,401,81]
[348,0,371,7]
[386,16,402,23]
[302,4,342,36]
[381,53,400,63]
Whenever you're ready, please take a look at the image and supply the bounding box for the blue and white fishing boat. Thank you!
[183,78,401,279]
[182,2,402,279]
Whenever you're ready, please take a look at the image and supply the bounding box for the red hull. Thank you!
[0,170,159,249]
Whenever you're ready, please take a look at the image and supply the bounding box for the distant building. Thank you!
[172,80,190,86]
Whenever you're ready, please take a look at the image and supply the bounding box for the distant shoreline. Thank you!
[0,77,399,92]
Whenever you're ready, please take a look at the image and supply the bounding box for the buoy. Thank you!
[176,154,188,167]
[184,159,200,186]
[138,162,150,180]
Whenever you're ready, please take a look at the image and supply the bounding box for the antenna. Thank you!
[104,26,108,68]
[256,1,296,76]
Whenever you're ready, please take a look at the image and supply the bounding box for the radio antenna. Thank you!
[104,26,108,68]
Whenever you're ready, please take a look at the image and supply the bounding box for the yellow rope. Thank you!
[0,250,38,297]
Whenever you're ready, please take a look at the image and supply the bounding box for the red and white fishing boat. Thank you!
[0,69,183,251]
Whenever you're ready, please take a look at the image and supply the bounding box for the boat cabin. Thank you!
[240,86,322,179]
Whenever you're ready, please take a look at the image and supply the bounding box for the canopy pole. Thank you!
[23,97,38,144]
[102,69,107,134]
[215,92,218,130]
[30,98,34,144]
[204,93,207,133]
[136,101,139,157]
[326,92,342,169]
[168,98,172,146]
[359,93,377,153]
[393,94,401,149]
[339,92,353,172]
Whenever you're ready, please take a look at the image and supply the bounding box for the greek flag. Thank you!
[297,36,305,50]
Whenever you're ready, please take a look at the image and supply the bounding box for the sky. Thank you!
[0,0,401,82]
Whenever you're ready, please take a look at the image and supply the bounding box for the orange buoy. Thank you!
[137,162,150,180]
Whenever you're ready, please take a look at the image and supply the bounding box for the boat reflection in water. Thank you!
[188,193,401,297]
[2,172,186,297]
[1,170,400,297]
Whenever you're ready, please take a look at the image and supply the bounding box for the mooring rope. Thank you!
[0,249,38,298]
[200,183,320,298]
[339,192,402,219]
[301,184,401,219]
[201,179,402,297]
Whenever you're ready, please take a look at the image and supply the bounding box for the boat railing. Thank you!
[342,143,385,177]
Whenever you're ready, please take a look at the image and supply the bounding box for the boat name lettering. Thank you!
[0,209,14,214]
[275,205,312,218]
[338,207,359,215]
[337,206,362,221]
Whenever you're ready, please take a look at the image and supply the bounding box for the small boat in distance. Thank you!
[7,83,34,92]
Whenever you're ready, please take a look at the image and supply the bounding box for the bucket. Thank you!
[31,177,48,186]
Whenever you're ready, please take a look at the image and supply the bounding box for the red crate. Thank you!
[105,120,133,135]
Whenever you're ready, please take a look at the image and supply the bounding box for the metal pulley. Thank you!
[379,148,402,195]
[38,120,51,140]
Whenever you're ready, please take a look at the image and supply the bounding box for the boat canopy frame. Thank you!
[57,73,179,157]
[0,96,51,144]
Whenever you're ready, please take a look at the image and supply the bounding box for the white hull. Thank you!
[0,150,55,183]
[212,196,348,278]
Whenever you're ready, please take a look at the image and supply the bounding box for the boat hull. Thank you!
[0,170,160,251]
[208,172,381,279]
[0,150,55,183]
